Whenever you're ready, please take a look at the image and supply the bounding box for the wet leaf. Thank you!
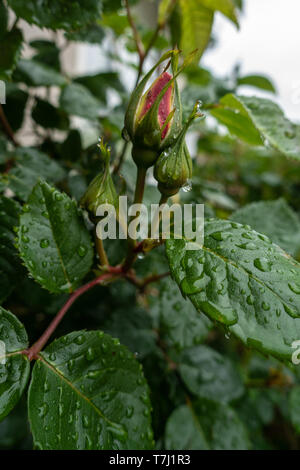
[0,308,30,421]
[166,218,300,361]
[18,181,93,294]
[28,330,153,450]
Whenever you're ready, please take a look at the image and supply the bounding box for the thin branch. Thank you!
[0,104,19,146]
[125,0,144,63]
[23,267,123,360]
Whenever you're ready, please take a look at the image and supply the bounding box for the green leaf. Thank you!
[165,401,250,449]
[152,277,212,350]
[199,0,239,26]
[30,39,61,70]
[0,2,8,39]
[231,199,300,257]
[8,0,103,31]
[0,197,23,303]
[210,99,263,146]
[60,83,102,119]
[7,147,66,201]
[212,94,300,159]
[18,181,93,294]
[237,74,276,93]
[75,72,124,104]
[289,386,300,434]
[103,306,157,359]
[0,28,23,80]
[14,59,67,87]
[61,130,82,161]
[65,24,105,44]
[3,84,29,132]
[28,330,153,450]
[0,308,30,421]
[32,98,70,130]
[166,218,300,361]
[178,0,214,60]
[178,345,244,403]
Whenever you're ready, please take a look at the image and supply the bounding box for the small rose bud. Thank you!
[124,50,189,168]
[80,139,118,218]
[154,101,204,196]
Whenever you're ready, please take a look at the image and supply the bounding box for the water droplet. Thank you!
[40,239,50,248]
[182,179,192,192]
[86,347,95,361]
[126,406,134,418]
[288,282,300,295]
[75,335,85,345]
[77,246,87,257]
[254,258,272,272]
[38,403,49,418]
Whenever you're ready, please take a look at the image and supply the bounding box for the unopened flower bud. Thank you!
[154,101,204,196]
[80,139,118,218]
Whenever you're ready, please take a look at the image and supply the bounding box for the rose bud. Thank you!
[124,50,196,169]
[154,101,204,197]
[80,139,118,218]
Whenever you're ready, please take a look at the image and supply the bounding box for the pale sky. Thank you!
[203,0,300,121]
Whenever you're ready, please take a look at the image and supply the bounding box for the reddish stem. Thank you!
[24,267,122,360]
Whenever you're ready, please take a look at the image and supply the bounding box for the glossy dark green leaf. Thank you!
[165,401,250,450]
[178,345,244,403]
[0,398,31,449]
[18,181,93,294]
[0,308,30,421]
[211,94,300,159]
[60,84,102,119]
[166,218,300,361]
[32,98,70,130]
[152,277,212,350]
[237,74,276,93]
[28,330,153,450]
[231,199,300,257]
[8,0,103,31]
[14,59,67,87]
[0,28,23,80]
[0,197,23,303]
[7,147,66,201]
[289,386,300,434]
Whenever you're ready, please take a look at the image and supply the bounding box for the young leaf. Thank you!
[231,199,300,257]
[165,401,250,450]
[7,0,103,31]
[0,28,23,80]
[0,308,30,421]
[178,0,214,60]
[151,277,212,350]
[18,181,93,294]
[199,0,239,26]
[14,59,67,87]
[0,197,23,304]
[28,330,153,450]
[7,147,66,201]
[165,218,300,361]
[60,83,102,120]
[211,94,300,159]
[178,345,244,403]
